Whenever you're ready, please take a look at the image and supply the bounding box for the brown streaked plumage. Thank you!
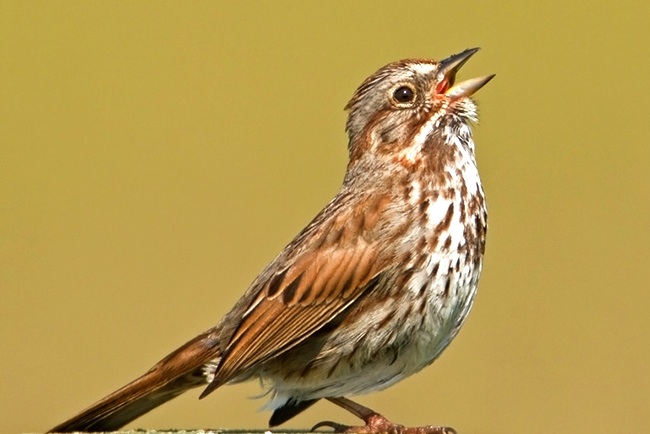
[48,48,493,434]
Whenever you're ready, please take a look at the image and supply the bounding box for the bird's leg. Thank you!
[310,397,457,434]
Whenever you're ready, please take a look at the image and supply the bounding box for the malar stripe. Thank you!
[404,112,442,162]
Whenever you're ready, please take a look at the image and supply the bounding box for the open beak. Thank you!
[437,47,495,98]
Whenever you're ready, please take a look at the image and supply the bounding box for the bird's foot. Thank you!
[312,413,456,434]
[312,397,456,434]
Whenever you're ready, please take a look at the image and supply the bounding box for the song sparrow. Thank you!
[48,48,493,434]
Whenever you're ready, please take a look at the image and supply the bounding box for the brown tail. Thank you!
[48,330,221,433]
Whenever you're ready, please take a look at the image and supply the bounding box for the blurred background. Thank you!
[2,2,649,433]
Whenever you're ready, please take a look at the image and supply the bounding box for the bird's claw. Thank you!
[310,415,456,434]
[311,420,352,432]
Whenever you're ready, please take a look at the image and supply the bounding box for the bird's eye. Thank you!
[392,86,415,104]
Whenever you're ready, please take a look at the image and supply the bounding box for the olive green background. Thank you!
[2,2,649,433]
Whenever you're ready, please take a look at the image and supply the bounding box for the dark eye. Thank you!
[393,86,415,104]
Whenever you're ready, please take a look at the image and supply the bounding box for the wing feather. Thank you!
[199,192,393,398]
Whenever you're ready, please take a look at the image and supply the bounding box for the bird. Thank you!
[48,47,493,434]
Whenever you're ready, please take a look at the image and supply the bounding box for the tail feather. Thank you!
[48,330,221,433]
[269,398,320,427]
